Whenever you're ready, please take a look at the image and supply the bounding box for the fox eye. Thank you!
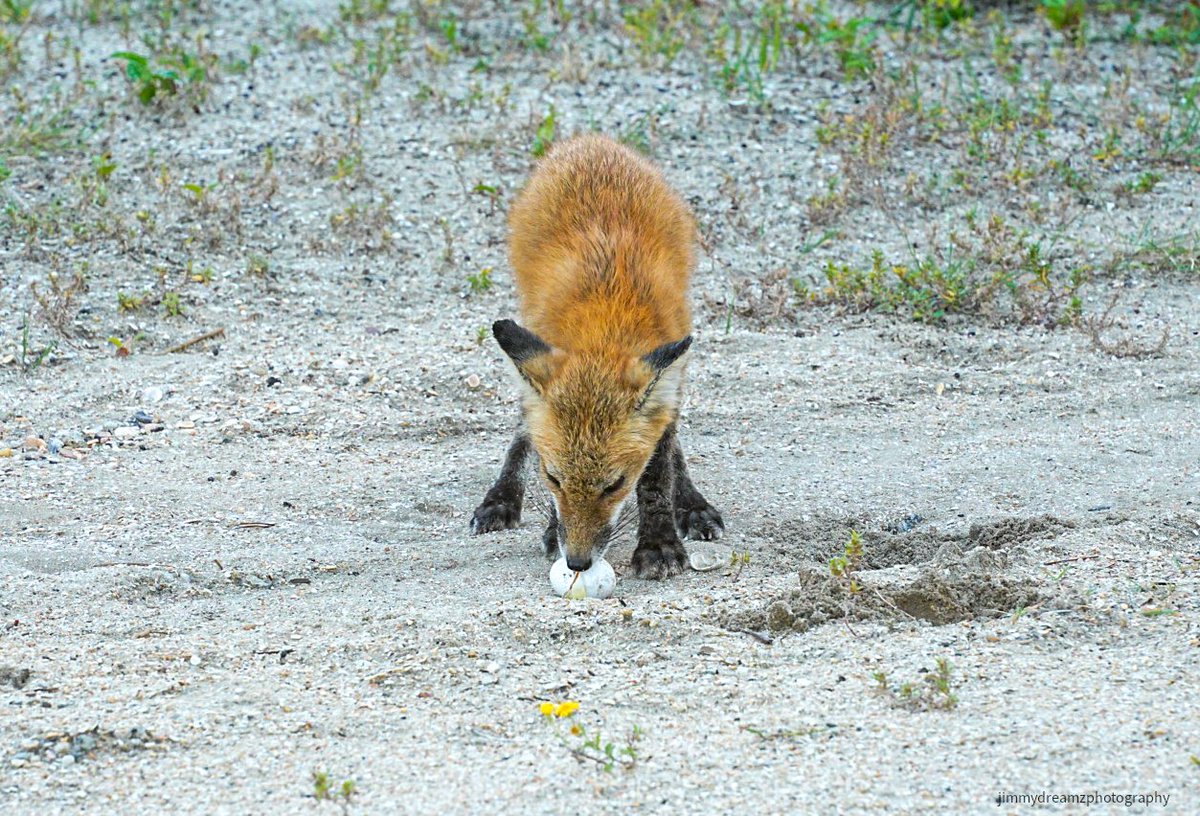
[544,468,561,489]
[601,475,625,497]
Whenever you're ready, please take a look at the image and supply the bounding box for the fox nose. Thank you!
[566,554,592,572]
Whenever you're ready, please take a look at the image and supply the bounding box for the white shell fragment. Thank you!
[549,557,616,600]
[688,549,727,572]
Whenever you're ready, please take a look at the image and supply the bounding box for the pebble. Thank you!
[23,436,46,452]
[466,374,481,389]
[47,438,62,455]
[0,448,12,458]
[113,426,141,440]
[141,386,164,403]
[132,410,154,425]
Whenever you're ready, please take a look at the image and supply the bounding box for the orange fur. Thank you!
[508,134,694,354]
[503,134,698,564]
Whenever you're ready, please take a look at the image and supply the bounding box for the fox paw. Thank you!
[676,502,724,541]
[631,539,688,579]
[470,497,521,534]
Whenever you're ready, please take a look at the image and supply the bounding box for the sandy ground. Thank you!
[3,2,1200,814]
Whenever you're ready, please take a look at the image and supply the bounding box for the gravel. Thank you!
[2,2,1199,813]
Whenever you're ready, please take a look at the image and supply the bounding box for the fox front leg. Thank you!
[672,438,724,541]
[471,426,529,534]
[631,424,689,579]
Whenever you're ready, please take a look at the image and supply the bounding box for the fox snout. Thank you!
[559,517,613,572]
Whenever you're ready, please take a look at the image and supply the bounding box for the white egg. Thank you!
[549,557,616,600]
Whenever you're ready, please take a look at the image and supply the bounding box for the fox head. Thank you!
[492,319,691,570]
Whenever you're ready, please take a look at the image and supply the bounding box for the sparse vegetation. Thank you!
[531,105,557,157]
[873,657,959,711]
[539,700,642,773]
[466,267,493,294]
[312,770,356,808]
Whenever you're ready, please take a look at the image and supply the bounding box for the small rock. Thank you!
[113,426,140,440]
[48,438,62,455]
[132,410,154,425]
[466,374,481,389]
[23,436,46,452]
[0,448,12,458]
[141,386,164,403]
[189,654,202,666]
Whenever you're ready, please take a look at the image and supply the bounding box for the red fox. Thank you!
[471,134,723,578]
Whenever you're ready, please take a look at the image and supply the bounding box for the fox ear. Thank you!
[636,335,692,413]
[493,319,555,394]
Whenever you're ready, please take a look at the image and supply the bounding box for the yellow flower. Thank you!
[569,724,583,736]
[554,700,580,718]
[539,702,554,717]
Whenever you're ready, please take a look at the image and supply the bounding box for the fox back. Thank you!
[493,134,697,567]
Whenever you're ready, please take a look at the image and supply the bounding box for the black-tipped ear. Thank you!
[493,319,550,365]
[643,336,692,372]
[636,335,692,413]
[493,319,555,394]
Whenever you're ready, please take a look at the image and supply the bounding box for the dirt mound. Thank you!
[753,512,1077,573]
[728,513,1082,633]
[967,515,1075,550]
[725,566,1048,633]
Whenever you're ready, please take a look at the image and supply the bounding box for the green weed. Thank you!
[117,290,146,312]
[623,0,691,66]
[312,769,356,804]
[1120,171,1161,196]
[803,13,877,80]
[800,215,1086,327]
[466,267,493,294]
[19,311,56,373]
[111,49,212,106]
[1040,0,1085,34]
[873,657,959,711]
[247,254,269,276]
[829,530,864,594]
[531,105,556,157]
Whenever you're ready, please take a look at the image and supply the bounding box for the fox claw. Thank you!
[631,539,688,579]
[676,503,724,541]
[470,499,521,534]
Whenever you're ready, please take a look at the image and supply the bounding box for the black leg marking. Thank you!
[542,503,560,560]
[471,428,529,534]
[672,439,724,541]
[631,424,688,579]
